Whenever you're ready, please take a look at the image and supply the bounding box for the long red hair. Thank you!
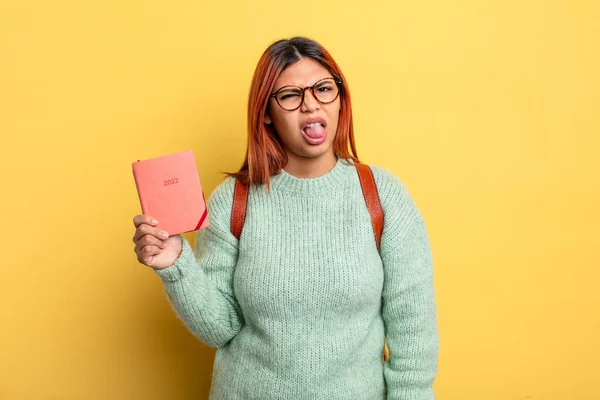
[228,37,359,188]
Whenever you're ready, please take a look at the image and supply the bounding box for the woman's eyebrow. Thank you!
[274,77,333,92]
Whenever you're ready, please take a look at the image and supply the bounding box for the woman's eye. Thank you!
[280,93,300,100]
[317,86,333,92]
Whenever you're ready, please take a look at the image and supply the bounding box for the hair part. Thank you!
[227,36,359,188]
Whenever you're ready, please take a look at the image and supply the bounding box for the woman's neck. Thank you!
[283,152,338,179]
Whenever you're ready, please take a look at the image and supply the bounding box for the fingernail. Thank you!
[151,219,158,225]
[160,231,168,239]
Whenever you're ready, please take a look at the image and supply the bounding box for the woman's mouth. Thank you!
[301,121,327,145]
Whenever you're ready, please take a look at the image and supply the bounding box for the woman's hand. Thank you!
[132,215,182,270]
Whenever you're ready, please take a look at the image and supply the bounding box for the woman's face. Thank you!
[265,58,341,167]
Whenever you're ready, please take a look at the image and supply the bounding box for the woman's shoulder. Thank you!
[203,176,237,227]
[365,162,422,220]
[364,163,412,203]
[364,163,426,246]
[192,175,239,244]
[208,175,237,206]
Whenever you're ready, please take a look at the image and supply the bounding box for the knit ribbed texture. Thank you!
[155,158,438,399]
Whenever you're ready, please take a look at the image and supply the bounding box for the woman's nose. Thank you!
[301,88,320,112]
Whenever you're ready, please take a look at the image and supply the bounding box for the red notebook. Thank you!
[132,150,210,236]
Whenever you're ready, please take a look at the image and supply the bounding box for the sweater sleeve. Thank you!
[153,177,244,348]
[372,166,439,400]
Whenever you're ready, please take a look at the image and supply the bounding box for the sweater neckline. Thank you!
[269,158,355,196]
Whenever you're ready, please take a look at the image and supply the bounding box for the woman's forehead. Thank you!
[274,58,331,88]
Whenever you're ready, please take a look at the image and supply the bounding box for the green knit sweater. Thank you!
[155,158,438,399]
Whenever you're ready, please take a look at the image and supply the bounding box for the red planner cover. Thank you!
[132,150,210,236]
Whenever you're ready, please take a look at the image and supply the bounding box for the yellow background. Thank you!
[1,0,599,399]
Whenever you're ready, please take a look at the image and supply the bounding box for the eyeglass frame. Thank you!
[269,77,343,111]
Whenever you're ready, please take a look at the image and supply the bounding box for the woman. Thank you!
[132,36,439,399]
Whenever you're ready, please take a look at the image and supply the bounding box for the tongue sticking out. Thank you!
[304,123,325,139]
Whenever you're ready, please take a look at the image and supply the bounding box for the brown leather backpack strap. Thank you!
[383,338,390,363]
[355,162,390,362]
[355,162,384,251]
[231,178,249,240]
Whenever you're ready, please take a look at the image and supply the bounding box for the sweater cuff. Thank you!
[154,236,196,282]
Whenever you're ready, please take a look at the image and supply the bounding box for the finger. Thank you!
[137,245,161,265]
[132,224,169,243]
[133,215,158,229]
[134,234,166,252]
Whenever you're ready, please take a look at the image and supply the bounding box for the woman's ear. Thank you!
[264,115,272,124]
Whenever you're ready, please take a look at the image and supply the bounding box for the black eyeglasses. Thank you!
[270,77,343,111]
